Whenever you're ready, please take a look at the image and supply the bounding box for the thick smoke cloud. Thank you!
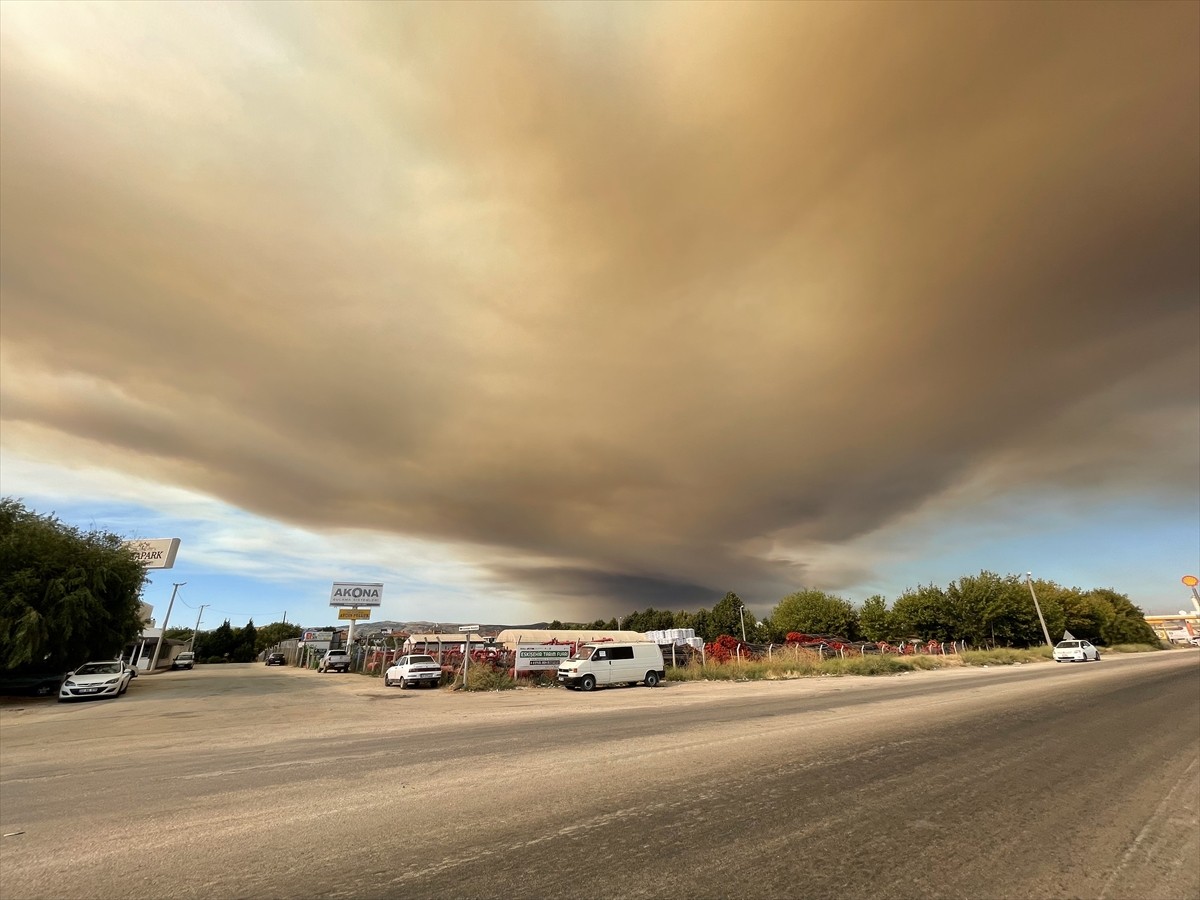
[2,3,1196,617]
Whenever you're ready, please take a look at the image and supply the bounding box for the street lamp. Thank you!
[1025,572,1054,648]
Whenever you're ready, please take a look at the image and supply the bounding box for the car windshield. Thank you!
[571,646,596,661]
[1057,641,1080,648]
[76,662,121,675]
[408,656,436,665]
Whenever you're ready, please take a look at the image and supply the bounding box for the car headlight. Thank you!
[104,678,118,685]
[64,680,76,687]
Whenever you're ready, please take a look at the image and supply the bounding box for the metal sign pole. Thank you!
[148,582,185,672]
[458,626,478,689]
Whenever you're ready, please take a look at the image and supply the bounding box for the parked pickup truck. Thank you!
[384,654,442,689]
[317,649,351,673]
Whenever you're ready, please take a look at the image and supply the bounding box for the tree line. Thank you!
[0,496,1161,678]
[552,572,1159,648]
[166,620,303,662]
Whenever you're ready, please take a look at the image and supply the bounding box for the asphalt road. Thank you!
[1,652,1197,900]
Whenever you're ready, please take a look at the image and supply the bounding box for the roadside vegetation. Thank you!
[666,648,950,682]
[0,498,147,672]
[551,572,1161,654]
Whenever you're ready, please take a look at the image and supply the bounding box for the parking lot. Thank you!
[2,655,1197,900]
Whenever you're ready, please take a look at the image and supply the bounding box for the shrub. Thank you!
[664,645,951,681]
[454,663,518,691]
[1106,643,1161,654]
[959,647,1048,666]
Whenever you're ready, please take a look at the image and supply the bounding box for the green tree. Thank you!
[0,498,147,671]
[857,595,895,642]
[164,626,194,642]
[231,620,258,662]
[944,571,1055,647]
[686,608,711,642]
[1055,586,1112,644]
[891,584,949,641]
[255,621,303,653]
[695,592,750,642]
[1088,588,1157,645]
[767,589,858,641]
[1016,577,1065,647]
[195,620,236,659]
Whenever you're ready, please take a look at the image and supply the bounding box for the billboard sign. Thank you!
[302,631,334,642]
[329,582,383,607]
[514,643,572,673]
[123,538,181,569]
[337,608,372,620]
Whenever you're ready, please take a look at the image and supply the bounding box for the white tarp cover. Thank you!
[494,629,647,649]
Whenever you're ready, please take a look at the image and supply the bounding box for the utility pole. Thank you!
[1026,572,1054,648]
[148,582,185,672]
[739,606,747,642]
[189,604,209,652]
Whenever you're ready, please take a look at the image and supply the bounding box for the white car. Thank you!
[58,660,135,702]
[384,654,443,689]
[1053,639,1100,663]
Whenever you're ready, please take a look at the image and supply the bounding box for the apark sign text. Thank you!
[123,538,181,570]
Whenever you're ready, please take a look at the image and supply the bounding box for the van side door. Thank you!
[609,645,636,682]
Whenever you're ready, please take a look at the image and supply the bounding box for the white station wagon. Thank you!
[384,654,443,689]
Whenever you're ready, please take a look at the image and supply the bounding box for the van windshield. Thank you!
[570,646,596,661]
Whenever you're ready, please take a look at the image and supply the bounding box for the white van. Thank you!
[557,642,665,691]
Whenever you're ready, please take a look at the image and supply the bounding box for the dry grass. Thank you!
[667,646,953,682]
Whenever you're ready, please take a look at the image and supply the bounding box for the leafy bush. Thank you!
[454,663,518,691]
[203,656,227,665]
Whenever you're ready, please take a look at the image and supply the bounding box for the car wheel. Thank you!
[399,678,408,690]
[384,675,393,686]
[644,671,660,687]
[1094,653,1100,661]
[579,674,596,692]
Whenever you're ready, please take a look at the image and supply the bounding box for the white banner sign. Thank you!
[329,582,383,607]
[514,643,573,673]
